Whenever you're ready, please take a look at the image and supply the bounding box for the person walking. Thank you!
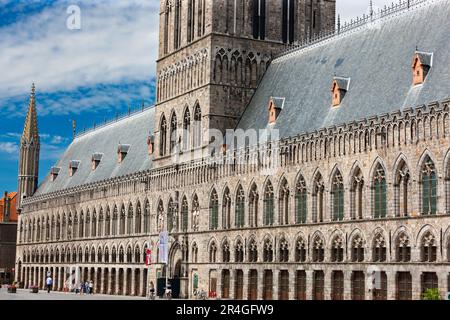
[46,276,53,294]
[85,281,90,294]
[89,280,94,295]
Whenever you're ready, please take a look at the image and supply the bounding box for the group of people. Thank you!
[75,280,94,295]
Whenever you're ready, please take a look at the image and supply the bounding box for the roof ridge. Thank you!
[274,0,435,62]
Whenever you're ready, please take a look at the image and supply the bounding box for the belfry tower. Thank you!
[17,84,40,210]
[154,0,336,167]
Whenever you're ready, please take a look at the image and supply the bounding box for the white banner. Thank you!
[159,231,169,264]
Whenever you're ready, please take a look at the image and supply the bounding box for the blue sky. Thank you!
[0,0,393,192]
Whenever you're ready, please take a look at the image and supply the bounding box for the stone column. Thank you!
[217,267,223,299]
[439,271,447,299]
[229,268,235,300]
[140,268,145,296]
[411,270,421,300]
[115,269,120,295]
[100,268,105,294]
[107,268,112,295]
[324,269,331,300]
[343,270,352,300]
[289,269,296,300]
[385,269,396,300]
[305,270,313,300]
[242,268,248,300]
[272,269,279,300]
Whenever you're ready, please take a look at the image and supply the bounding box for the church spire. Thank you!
[17,83,40,210]
[22,83,39,144]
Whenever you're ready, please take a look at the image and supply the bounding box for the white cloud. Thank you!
[0,0,159,100]
[0,142,19,154]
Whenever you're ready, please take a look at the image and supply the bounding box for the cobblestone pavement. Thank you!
[0,288,146,300]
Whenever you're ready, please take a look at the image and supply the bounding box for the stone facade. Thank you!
[14,0,450,300]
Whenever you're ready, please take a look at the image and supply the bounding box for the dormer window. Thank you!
[331,76,350,107]
[91,153,103,170]
[50,167,61,181]
[412,51,433,86]
[147,135,154,155]
[117,144,131,163]
[69,160,80,177]
[268,97,285,124]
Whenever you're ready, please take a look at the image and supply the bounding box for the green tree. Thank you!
[422,288,441,300]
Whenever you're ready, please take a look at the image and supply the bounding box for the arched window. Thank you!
[84,211,90,238]
[295,176,307,224]
[263,238,273,262]
[395,160,410,217]
[90,247,95,263]
[222,240,230,262]
[92,210,97,237]
[395,232,411,262]
[235,240,244,262]
[119,246,124,263]
[295,237,307,262]
[332,171,344,221]
[421,156,437,215]
[135,202,141,234]
[119,205,126,235]
[183,108,191,151]
[160,114,167,156]
[144,200,150,233]
[373,164,387,218]
[350,167,364,220]
[197,0,206,37]
[312,235,324,262]
[351,235,365,262]
[248,239,257,262]
[235,185,245,228]
[282,0,295,43]
[127,203,133,235]
[263,181,274,226]
[181,196,189,232]
[79,213,84,238]
[104,247,110,263]
[278,179,289,225]
[127,246,132,263]
[373,233,387,262]
[97,247,103,263]
[279,238,289,262]
[420,231,437,262]
[98,209,104,237]
[163,1,170,54]
[222,188,231,230]
[187,0,196,43]
[252,0,266,40]
[173,0,182,49]
[313,173,324,223]
[209,242,217,263]
[170,112,178,153]
[167,198,177,233]
[193,104,202,148]
[209,189,219,230]
[134,246,140,263]
[331,235,344,262]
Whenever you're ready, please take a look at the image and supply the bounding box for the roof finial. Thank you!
[31,83,36,97]
[72,119,76,139]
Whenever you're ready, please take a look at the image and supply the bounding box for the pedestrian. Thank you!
[80,282,85,294]
[85,281,89,294]
[89,280,94,295]
[46,276,53,293]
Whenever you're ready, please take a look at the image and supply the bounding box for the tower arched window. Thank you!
[135,202,141,234]
[282,0,295,43]
[295,176,307,224]
[373,164,387,218]
[173,0,182,50]
[421,156,437,215]
[209,242,217,263]
[235,185,245,228]
[252,0,266,40]
[209,189,219,230]
[127,203,133,235]
[168,198,177,233]
[160,114,167,156]
[187,0,196,43]
[263,181,274,226]
[197,0,206,37]
[331,171,344,221]
[163,1,170,55]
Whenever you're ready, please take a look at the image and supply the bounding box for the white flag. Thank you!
[159,231,169,264]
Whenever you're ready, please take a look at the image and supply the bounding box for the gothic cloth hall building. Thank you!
[15,0,450,300]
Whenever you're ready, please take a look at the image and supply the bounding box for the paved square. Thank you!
[0,288,146,300]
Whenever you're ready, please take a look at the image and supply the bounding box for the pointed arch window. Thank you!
[163,1,170,54]
[331,236,344,262]
[252,0,266,40]
[373,164,387,218]
[105,208,111,236]
[421,156,437,215]
[373,233,387,262]
[92,211,97,237]
[144,200,150,233]
[395,232,411,262]
[222,240,231,263]
[312,236,324,262]
[282,0,295,43]
[112,206,118,236]
[332,171,344,221]
[222,188,231,230]
[98,209,104,237]
[187,0,196,43]
[173,0,182,50]
[197,0,206,37]
[295,176,307,224]
[279,238,289,262]
[127,203,134,235]
[235,185,245,228]
[209,189,219,230]
[160,114,167,156]
[135,202,141,234]
[209,242,217,263]
[235,240,244,262]
[263,181,274,226]
[420,231,437,262]
[119,205,126,235]
[263,238,273,262]
[168,198,178,233]
[295,237,307,262]
[351,235,365,262]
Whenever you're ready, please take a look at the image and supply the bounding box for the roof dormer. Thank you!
[68,160,80,177]
[50,166,61,181]
[268,97,285,124]
[117,144,131,163]
[331,76,350,107]
[412,51,433,86]
[91,153,103,170]
[147,135,154,156]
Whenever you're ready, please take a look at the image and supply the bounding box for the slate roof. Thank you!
[34,108,155,196]
[236,0,450,139]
